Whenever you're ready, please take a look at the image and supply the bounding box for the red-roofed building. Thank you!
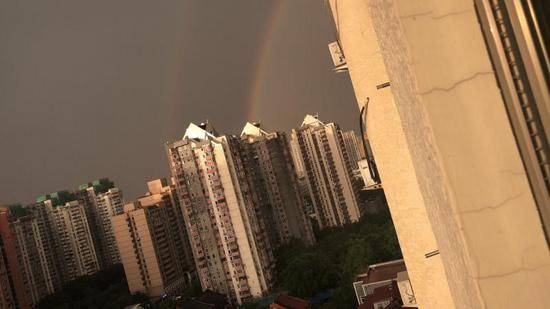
[353,259,417,308]
[357,282,402,309]
[270,294,310,309]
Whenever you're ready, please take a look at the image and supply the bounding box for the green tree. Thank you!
[273,207,402,307]
[37,264,150,309]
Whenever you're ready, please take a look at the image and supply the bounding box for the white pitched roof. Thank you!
[183,122,217,140]
[241,122,268,137]
[301,114,324,127]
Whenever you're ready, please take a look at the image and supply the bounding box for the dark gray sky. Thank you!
[0,0,358,204]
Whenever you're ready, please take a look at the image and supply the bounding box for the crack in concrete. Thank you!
[476,263,550,280]
[432,8,473,20]
[400,10,433,20]
[400,8,472,20]
[459,193,524,215]
[498,169,526,176]
[417,71,494,96]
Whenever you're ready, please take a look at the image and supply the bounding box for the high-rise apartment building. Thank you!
[48,200,100,281]
[0,202,73,308]
[25,201,64,293]
[326,1,550,308]
[0,182,122,307]
[94,188,123,264]
[342,130,365,170]
[0,206,30,309]
[34,192,100,282]
[10,212,57,307]
[240,122,315,247]
[0,238,16,309]
[112,180,193,298]
[166,122,274,305]
[76,179,123,269]
[289,115,362,228]
[146,178,194,272]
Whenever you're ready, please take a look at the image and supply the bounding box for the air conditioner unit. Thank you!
[328,41,348,73]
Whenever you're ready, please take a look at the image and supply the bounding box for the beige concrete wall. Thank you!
[193,143,241,299]
[112,208,164,297]
[328,0,550,308]
[112,214,144,294]
[328,1,456,307]
[133,210,164,296]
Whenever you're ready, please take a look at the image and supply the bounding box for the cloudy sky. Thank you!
[0,0,358,203]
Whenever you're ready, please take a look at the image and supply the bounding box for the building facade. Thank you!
[49,200,100,281]
[0,238,16,309]
[0,206,30,308]
[11,214,57,307]
[25,201,64,294]
[112,202,166,297]
[0,204,72,308]
[327,1,550,308]
[289,115,362,228]
[0,183,122,307]
[76,179,123,269]
[342,130,366,170]
[240,122,315,247]
[166,122,274,304]
[112,180,193,298]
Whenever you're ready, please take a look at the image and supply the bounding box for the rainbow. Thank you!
[246,1,285,122]
[167,2,285,135]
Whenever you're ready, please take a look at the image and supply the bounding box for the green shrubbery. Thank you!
[37,264,149,309]
[275,208,402,308]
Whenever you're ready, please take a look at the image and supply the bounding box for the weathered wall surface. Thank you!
[329,0,550,308]
[328,1,456,307]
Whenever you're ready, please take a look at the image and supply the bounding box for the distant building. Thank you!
[48,200,100,281]
[353,259,416,309]
[34,192,101,282]
[0,181,123,307]
[289,115,363,228]
[10,212,57,307]
[75,179,123,269]
[144,178,195,271]
[240,122,315,247]
[342,130,365,170]
[0,197,100,308]
[25,201,65,293]
[112,180,193,298]
[0,236,16,309]
[0,206,26,309]
[166,122,275,305]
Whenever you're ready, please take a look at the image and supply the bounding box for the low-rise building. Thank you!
[353,259,417,309]
[270,294,310,309]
